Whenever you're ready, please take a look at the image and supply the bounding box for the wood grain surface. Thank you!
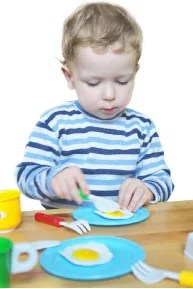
[5,201,193,288]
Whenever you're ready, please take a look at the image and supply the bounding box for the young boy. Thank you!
[15,2,174,212]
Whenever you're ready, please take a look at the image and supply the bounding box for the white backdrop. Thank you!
[0,0,192,211]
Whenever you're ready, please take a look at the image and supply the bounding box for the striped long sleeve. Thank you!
[15,100,174,208]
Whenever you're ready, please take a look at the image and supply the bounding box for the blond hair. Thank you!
[61,2,142,67]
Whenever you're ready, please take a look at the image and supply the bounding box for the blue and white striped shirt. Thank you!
[15,100,174,208]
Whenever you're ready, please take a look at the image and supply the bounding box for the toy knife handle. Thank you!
[78,189,89,201]
[34,212,64,227]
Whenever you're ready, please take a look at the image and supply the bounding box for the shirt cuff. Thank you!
[144,182,161,204]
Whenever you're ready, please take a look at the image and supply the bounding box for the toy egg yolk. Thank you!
[72,248,100,261]
[104,211,125,217]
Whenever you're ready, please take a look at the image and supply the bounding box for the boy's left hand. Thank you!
[118,178,153,212]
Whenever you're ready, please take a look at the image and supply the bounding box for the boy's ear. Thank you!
[61,66,74,90]
[136,63,140,72]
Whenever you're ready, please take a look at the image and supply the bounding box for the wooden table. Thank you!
[6,200,193,287]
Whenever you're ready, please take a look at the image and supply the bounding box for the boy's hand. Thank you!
[51,166,89,204]
[118,178,153,212]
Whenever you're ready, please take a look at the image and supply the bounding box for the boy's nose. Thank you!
[102,84,116,101]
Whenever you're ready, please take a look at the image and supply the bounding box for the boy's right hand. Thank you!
[51,166,89,204]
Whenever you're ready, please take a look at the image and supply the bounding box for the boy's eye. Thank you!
[86,80,129,86]
[87,82,100,87]
[116,80,129,85]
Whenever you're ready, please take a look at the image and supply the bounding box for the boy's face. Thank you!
[63,46,138,119]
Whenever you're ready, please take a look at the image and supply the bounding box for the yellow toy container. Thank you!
[0,189,22,233]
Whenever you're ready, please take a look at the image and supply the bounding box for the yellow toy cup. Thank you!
[0,190,22,233]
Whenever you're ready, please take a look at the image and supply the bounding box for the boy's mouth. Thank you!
[101,108,116,114]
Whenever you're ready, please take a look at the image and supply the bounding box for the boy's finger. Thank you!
[127,187,144,212]
[76,174,90,196]
[52,181,68,199]
[67,181,82,204]
[122,181,143,208]
[132,198,145,212]
[119,191,133,209]
[118,179,132,205]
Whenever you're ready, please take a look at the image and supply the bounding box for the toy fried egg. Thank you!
[59,242,113,266]
[94,209,134,219]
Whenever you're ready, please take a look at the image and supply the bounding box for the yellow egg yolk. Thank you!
[104,211,125,217]
[72,248,100,261]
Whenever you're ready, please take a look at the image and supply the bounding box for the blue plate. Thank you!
[40,235,145,281]
[72,203,150,226]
